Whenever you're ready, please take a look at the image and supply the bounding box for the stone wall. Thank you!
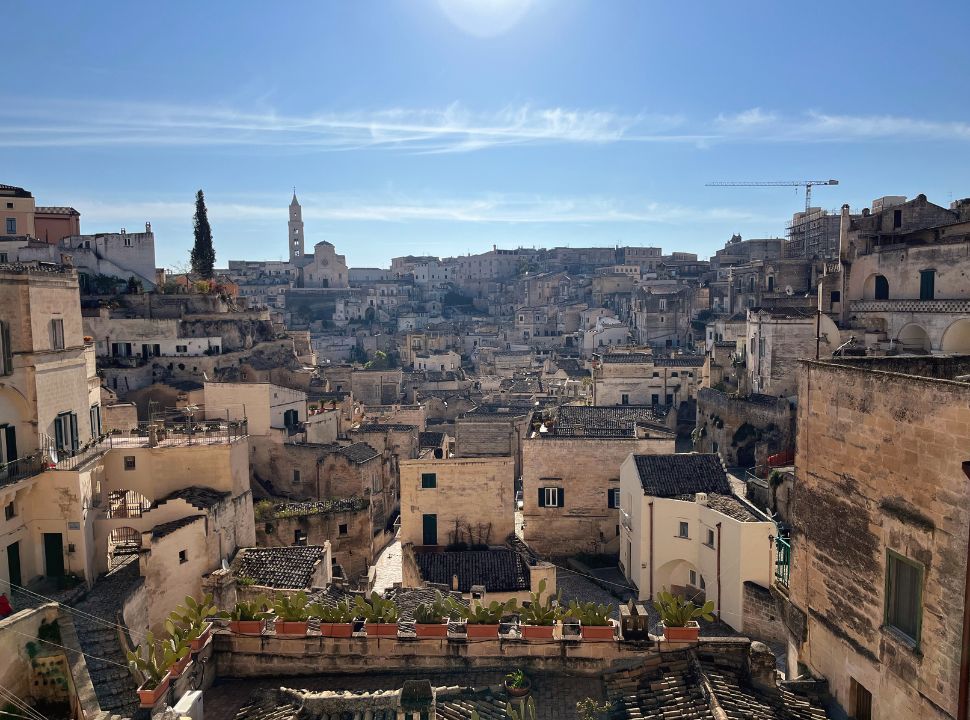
[694,388,794,467]
[788,358,970,720]
[741,581,787,645]
[522,435,674,556]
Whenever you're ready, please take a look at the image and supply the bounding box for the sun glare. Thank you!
[437,0,533,37]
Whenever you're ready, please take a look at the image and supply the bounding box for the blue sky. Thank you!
[5,0,969,269]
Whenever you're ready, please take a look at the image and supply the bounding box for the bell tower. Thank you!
[288,189,305,263]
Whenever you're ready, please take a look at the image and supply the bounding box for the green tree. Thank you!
[191,189,216,279]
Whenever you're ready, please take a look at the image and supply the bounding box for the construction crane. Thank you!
[706,179,839,212]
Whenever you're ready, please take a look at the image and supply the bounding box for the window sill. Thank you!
[702,542,715,549]
[880,625,922,657]
[675,535,690,540]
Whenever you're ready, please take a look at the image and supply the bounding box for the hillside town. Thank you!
[1,178,968,720]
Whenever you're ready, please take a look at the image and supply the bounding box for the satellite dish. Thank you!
[785,286,794,296]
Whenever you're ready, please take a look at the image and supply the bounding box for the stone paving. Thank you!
[370,532,403,594]
[205,670,604,720]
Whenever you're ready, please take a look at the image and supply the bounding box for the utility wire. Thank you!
[2,627,130,670]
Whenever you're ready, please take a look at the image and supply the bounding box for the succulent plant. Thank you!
[353,592,399,623]
[126,631,185,689]
[167,593,227,640]
[271,591,311,621]
[653,590,715,627]
[414,592,453,624]
[564,600,614,626]
[231,596,271,621]
[519,579,562,626]
[308,599,355,623]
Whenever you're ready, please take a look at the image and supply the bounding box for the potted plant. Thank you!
[413,593,452,638]
[167,593,226,651]
[229,596,269,635]
[308,599,355,638]
[126,632,173,707]
[654,590,714,642]
[354,592,400,637]
[462,599,509,639]
[565,601,615,641]
[519,580,561,640]
[272,591,311,636]
[504,669,531,698]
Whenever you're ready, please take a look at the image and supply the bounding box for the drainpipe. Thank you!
[716,522,723,619]
[958,460,970,720]
[649,501,655,601]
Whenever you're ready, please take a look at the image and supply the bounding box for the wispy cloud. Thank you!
[73,193,764,227]
[2,99,966,151]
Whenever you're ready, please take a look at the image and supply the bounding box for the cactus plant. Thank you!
[308,599,356,637]
[167,593,227,649]
[653,590,714,627]
[271,591,312,636]
[229,596,270,634]
[506,697,537,720]
[354,592,399,636]
[126,632,173,690]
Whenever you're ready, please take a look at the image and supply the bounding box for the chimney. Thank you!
[695,492,708,506]
[451,574,459,591]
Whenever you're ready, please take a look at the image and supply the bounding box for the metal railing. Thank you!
[0,452,46,488]
[775,535,791,588]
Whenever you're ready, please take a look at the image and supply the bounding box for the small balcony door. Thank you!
[422,514,438,546]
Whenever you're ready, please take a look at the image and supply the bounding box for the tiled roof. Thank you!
[151,515,204,539]
[633,454,732,497]
[35,206,80,215]
[335,442,381,463]
[414,549,530,593]
[418,431,445,448]
[353,423,418,432]
[233,546,327,589]
[600,353,652,364]
[158,486,231,510]
[667,492,764,523]
[556,358,590,379]
[0,184,32,197]
[653,356,705,367]
[605,648,830,720]
[549,405,673,439]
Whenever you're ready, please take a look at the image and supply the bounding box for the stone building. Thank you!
[453,405,533,479]
[744,308,839,397]
[521,405,675,557]
[784,356,970,720]
[693,388,795,468]
[351,368,403,406]
[399,455,514,548]
[618,453,775,633]
[592,351,702,408]
[630,285,694,351]
[837,195,970,354]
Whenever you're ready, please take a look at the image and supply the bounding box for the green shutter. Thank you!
[538,488,546,507]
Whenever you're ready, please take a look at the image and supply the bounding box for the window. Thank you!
[651,394,659,405]
[919,270,935,301]
[178,550,187,564]
[689,570,697,586]
[539,487,563,508]
[652,371,659,378]
[294,529,308,545]
[706,528,715,547]
[700,575,706,591]
[659,299,667,311]
[54,412,78,455]
[49,319,65,350]
[0,253,6,263]
[90,405,101,437]
[885,550,923,644]
[874,275,889,300]
[893,209,902,229]
[608,488,620,509]
[338,523,348,536]
[292,469,301,484]
[671,372,679,378]
[123,455,135,471]
[830,291,841,303]
[4,501,15,521]
[767,276,775,292]
[678,521,689,538]
[851,679,872,720]
[665,394,673,405]
[421,472,436,489]
[620,393,629,406]
[0,321,12,375]
[5,218,15,234]
[175,344,188,353]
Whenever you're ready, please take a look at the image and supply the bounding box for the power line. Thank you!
[2,627,130,670]
[0,684,50,720]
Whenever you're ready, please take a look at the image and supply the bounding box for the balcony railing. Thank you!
[0,452,46,488]
[775,535,791,588]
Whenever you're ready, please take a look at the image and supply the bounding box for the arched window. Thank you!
[874,275,889,300]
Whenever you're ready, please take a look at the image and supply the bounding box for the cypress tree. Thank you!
[191,189,215,279]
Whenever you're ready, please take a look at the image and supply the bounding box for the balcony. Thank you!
[849,299,970,314]
[775,535,791,588]
[0,452,46,488]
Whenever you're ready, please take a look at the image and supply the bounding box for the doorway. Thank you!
[43,533,65,578]
[422,514,438,546]
[6,541,21,588]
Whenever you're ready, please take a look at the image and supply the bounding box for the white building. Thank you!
[619,453,775,632]
[414,350,461,373]
[580,315,630,358]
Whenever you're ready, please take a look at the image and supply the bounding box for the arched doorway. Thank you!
[941,318,970,353]
[863,274,890,300]
[896,323,931,353]
[107,527,142,569]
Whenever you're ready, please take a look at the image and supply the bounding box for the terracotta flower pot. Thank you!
[168,654,191,678]
[466,623,499,639]
[366,622,399,637]
[662,621,700,642]
[137,674,171,707]
[521,624,554,639]
[414,623,448,638]
[581,624,615,641]
[319,623,354,638]
[190,621,213,651]
[274,620,309,636]
[504,679,531,698]
[229,619,264,635]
